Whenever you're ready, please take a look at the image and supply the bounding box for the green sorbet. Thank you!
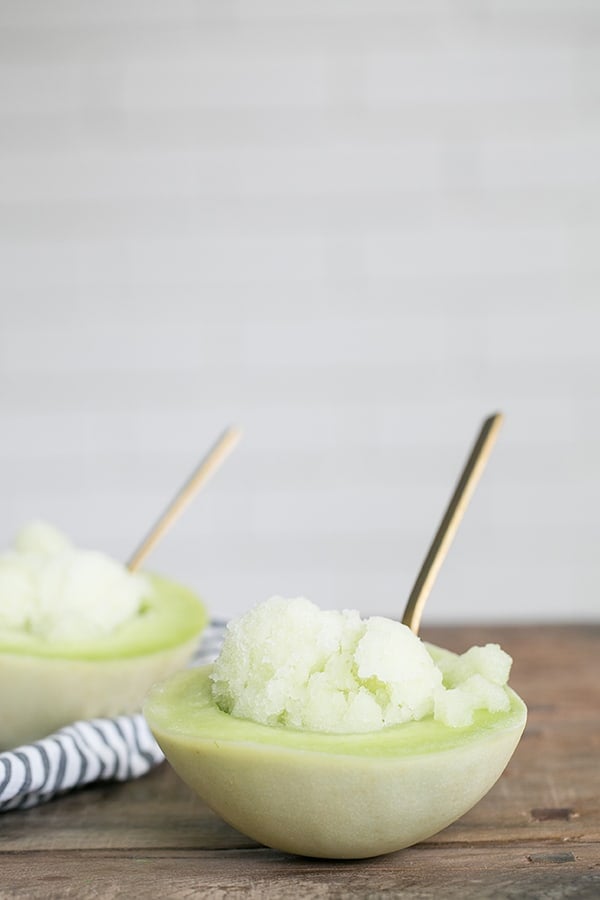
[146,661,526,757]
[0,573,207,661]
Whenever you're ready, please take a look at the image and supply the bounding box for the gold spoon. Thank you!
[127,425,242,572]
[402,412,504,634]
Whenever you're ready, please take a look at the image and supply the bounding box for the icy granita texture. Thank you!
[0,520,150,642]
[211,597,512,733]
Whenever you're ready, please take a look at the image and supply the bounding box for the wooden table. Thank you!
[2,625,599,898]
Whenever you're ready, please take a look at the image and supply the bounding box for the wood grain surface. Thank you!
[1,625,599,898]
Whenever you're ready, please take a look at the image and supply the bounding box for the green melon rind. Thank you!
[0,573,207,661]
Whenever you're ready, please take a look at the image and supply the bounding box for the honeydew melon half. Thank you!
[0,574,207,750]
[144,648,527,860]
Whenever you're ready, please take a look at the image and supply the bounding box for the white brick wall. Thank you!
[0,0,598,623]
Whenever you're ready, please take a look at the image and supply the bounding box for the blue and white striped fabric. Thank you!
[0,620,226,812]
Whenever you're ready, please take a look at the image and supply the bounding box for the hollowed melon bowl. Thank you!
[144,646,527,859]
[0,574,207,750]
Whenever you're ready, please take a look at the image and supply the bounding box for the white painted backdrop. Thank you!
[0,0,598,623]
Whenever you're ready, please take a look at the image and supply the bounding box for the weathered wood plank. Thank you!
[1,843,599,900]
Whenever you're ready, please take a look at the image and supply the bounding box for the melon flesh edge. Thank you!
[154,714,524,858]
[0,637,198,750]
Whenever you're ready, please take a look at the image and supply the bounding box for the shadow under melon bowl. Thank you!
[0,574,207,750]
[144,648,527,860]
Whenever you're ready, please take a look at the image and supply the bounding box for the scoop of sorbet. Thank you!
[210,597,512,732]
[0,520,150,641]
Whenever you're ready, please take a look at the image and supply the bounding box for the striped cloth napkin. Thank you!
[0,621,226,812]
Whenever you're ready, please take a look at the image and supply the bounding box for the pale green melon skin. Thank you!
[0,575,207,750]
[145,658,527,859]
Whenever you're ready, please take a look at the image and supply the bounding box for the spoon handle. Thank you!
[127,425,242,572]
[402,412,504,635]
